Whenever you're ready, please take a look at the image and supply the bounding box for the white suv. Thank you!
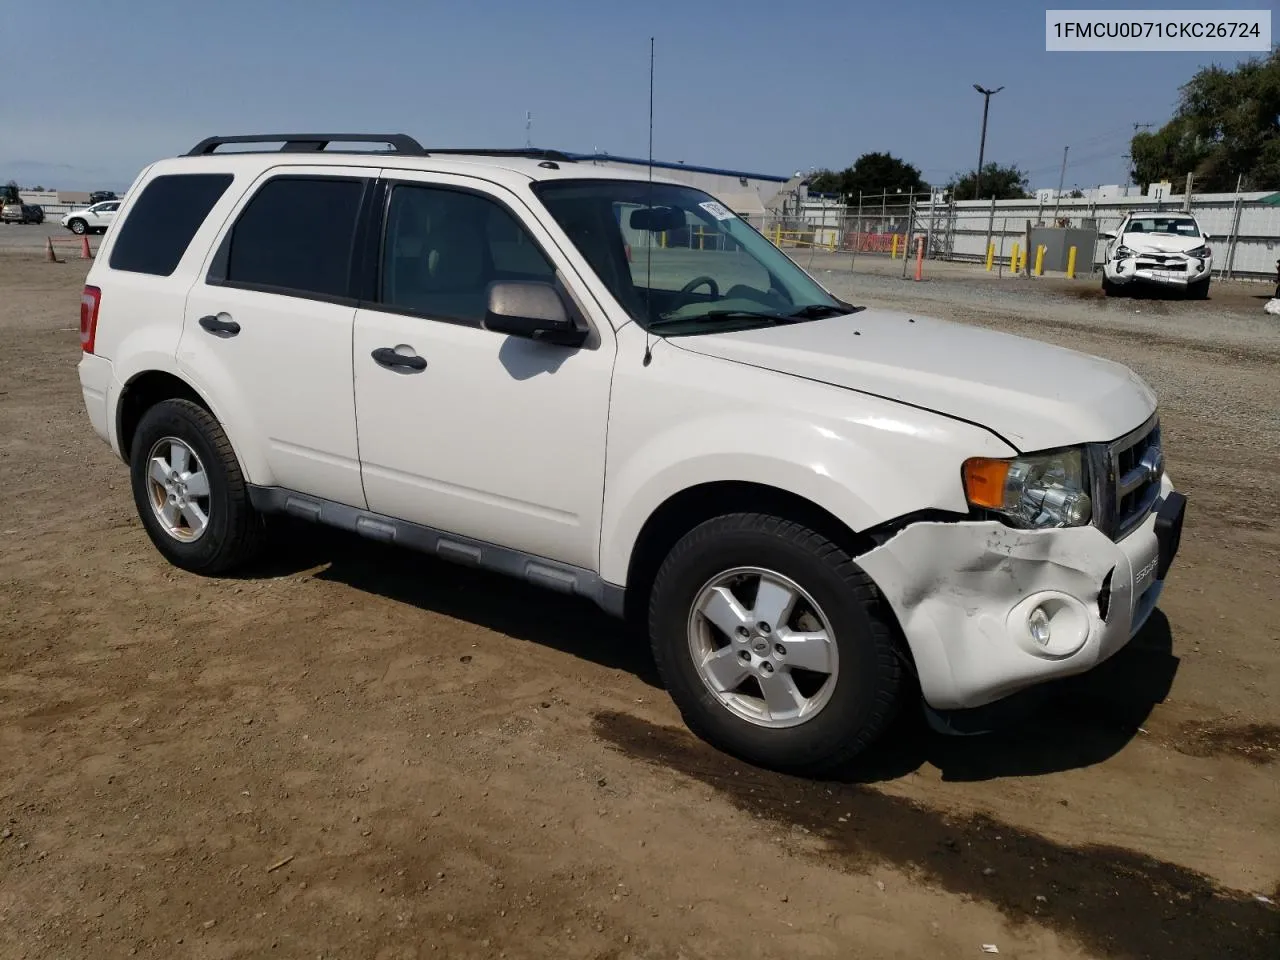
[76,133,1187,773]
[62,200,121,235]
[1100,211,1213,298]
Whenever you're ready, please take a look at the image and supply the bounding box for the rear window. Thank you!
[222,176,365,300]
[108,173,234,276]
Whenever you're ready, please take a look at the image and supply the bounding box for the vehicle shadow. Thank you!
[239,519,663,687]
[239,520,1180,782]
[847,611,1180,784]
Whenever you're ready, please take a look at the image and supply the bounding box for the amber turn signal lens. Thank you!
[963,458,1011,509]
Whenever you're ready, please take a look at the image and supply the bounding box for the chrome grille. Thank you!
[1092,415,1163,540]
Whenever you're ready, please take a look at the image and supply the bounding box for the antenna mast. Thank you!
[525,111,533,148]
[642,37,656,366]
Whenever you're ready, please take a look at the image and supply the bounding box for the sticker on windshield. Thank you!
[698,200,736,221]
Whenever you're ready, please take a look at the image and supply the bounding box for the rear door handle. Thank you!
[371,346,427,372]
[198,314,240,337]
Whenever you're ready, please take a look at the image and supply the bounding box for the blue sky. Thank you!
[2,0,1262,191]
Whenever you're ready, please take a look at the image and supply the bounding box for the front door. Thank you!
[352,172,615,570]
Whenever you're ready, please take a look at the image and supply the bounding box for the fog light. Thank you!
[1009,592,1092,659]
[1028,606,1052,646]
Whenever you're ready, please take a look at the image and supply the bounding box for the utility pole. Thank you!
[1052,145,1069,223]
[972,84,1004,200]
[525,111,533,148]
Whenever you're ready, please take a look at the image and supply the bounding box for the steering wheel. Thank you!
[679,276,720,299]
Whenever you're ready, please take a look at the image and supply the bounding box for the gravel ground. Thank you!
[1,255,1277,960]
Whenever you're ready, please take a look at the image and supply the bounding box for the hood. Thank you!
[1118,231,1205,254]
[670,309,1157,451]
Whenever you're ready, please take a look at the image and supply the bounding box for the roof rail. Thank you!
[184,133,427,156]
[420,148,577,163]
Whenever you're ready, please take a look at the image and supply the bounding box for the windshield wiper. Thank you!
[646,309,798,329]
[788,302,863,319]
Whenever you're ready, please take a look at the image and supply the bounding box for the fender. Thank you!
[598,338,1018,586]
[113,350,272,487]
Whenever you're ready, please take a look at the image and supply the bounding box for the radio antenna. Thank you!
[643,36,656,367]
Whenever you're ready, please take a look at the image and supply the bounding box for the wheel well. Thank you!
[622,481,876,628]
[116,371,212,461]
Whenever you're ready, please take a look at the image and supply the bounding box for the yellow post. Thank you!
[891,234,899,259]
[773,224,781,246]
[829,233,836,252]
[660,231,667,249]
[1010,242,1020,271]
[1033,244,1045,277]
[985,243,995,271]
[1066,245,1077,279]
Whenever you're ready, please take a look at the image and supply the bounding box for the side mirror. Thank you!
[1098,231,1115,240]
[484,281,587,348]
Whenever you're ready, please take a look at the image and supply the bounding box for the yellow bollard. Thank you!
[1066,245,1077,279]
[1033,244,1046,277]
[660,231,667,249]
[985,243,994,271]
[891,234,899,259]
[1010,242,1020,272]
[829,234,836,253]
[774,224,782,246]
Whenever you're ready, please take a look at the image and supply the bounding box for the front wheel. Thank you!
[129,399,266,575]
[1187,277,1210,300]
[648,513,902,774]
[68,219,87,235]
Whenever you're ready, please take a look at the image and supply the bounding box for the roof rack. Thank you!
[184,133,427,156]
[419,148,576,163]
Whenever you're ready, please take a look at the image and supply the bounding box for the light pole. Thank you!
[972,84,1004,200]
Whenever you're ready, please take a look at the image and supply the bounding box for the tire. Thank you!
[129,398,266,575]
[68,219,87,235]
[1102,276,1121,297]
[1188,277,1210,300]
[648,512,901,775]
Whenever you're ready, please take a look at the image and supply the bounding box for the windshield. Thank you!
[1123,217,1201,237]
[533,179,852,334]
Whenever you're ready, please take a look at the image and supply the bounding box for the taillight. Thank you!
[80,285,101,353]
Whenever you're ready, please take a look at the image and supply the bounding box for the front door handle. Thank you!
[371,346,427,372]
[198,314,240,337]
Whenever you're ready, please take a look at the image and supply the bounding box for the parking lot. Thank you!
[1,252,1276,959]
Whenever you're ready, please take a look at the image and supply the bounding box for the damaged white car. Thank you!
[1101,212,1213,298]
[79,137,1188,775]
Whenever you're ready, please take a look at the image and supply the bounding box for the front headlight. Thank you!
[1114,245,1136,259]
[963,449,1092,529]
[1186,244,1210,258]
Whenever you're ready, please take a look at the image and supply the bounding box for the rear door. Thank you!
[178,167,377,507]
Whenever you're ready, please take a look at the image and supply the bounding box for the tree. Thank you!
[1130,48,1280,191]
[807,152,929,199]
[945,163,1030,200]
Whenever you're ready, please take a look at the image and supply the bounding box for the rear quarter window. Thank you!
[108,173,235,276]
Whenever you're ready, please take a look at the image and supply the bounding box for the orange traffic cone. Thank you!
[45,236,59,263]
[81,235,93,259]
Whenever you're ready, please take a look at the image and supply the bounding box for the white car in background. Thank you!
[1100,212,1213,299]
[61,200,121,236]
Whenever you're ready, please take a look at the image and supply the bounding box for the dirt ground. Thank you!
[1,254,1276,960]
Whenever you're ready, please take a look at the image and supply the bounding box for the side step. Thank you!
[248,485,625,618]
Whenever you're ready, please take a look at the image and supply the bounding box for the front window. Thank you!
[534,180,851,335]
[1123,217,1201,237]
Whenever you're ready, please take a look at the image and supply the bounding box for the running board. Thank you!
[247,485,626,618]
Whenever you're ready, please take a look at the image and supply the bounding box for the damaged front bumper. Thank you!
[858,475,1185,712]
[1105,254,1210,288]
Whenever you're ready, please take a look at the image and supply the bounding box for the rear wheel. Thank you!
[648,512,901,774]
[129,399,266,574]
